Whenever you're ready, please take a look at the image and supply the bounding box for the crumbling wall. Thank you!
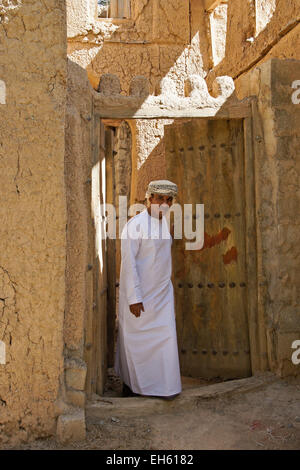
[209,3,228,67]
[0,0,67,446]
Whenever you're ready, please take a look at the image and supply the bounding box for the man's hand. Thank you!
[129,302,144,318]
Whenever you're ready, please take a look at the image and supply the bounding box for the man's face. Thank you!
[149,193,173,218]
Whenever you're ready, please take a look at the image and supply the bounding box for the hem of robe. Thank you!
[114,370,182,398]
[115,370,182,398]
[114,346,182,397]
[138,391,182,398]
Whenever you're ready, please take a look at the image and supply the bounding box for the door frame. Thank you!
[86,87,269,396]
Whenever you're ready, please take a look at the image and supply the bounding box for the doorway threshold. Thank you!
[86,372,278,420]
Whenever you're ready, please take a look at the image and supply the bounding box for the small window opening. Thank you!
[98,0,131,19]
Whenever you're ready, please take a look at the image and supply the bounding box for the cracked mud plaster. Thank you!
[67,0,204,93]
[0,0,67,446]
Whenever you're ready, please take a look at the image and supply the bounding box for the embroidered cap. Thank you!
[145,179,178,198]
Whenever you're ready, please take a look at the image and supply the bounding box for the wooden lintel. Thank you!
[101,118,123,127]
[94,101,252,120]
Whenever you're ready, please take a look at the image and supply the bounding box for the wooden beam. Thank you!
[102,118,123,127]
[94,101,252,120]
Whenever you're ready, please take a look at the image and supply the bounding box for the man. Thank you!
[114,180,182,399]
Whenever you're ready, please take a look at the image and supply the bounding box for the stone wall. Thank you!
[0,0,67,445]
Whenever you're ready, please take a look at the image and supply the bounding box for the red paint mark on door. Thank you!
[200,227,231,251]
[223,246,238,264]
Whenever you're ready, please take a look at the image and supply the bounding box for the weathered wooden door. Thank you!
[165,118,252,379]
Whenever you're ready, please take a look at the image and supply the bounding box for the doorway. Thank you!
[101,119,133,397]
[87,114,258,398]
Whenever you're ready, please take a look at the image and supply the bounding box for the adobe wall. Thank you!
[238,59,300,377]
[0,0,67,446]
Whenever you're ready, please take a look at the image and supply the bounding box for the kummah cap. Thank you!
[145,179,178,198]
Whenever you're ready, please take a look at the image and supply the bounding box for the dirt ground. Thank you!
[5,377,300,450]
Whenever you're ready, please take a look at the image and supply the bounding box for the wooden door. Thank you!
[165,119,252,379]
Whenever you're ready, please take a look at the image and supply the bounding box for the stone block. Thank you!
[66,390,86,408]
[56,409,86,444]
[98,73,121,95]
[65,358,87,391]
[129,76,150,98]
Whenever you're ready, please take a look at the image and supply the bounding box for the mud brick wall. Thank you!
[0,0,67,445]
